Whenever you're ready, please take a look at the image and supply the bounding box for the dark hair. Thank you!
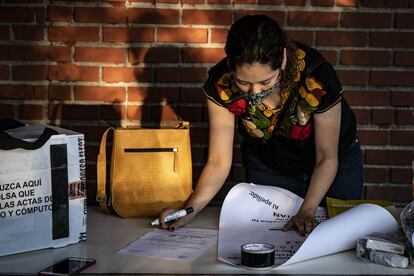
[225,14,298,91]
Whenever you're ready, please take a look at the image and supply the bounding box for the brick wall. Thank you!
[0,0,413,206]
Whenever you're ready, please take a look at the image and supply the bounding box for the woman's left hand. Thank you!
[283,208,318,235]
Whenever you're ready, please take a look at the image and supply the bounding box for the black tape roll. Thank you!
[241,243,275,270]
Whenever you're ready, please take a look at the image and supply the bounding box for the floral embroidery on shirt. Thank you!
[213,47,327,141]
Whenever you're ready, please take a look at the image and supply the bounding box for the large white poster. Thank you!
[218,183,398,268]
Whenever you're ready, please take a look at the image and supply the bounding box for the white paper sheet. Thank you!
[218,183,399,268]
[118,227,217,262]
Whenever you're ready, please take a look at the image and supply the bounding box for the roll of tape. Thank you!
[240,243,275,270]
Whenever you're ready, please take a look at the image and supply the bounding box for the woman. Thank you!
[159,14,363,235]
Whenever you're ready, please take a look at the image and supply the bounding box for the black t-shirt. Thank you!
[203,42,357,175]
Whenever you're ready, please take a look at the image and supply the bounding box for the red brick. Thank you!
[336,0,358,6]
[34,86,47,100]
[103,67,154,83]
[74,7,125,23]
[235,11,285,26]
[396,13,414,28]
[336,70,369,85]
[288,11,338,27]
[128,87,179,102]
[48,26,99,42]
[341,12,391,28]
[126,105,149,120]
[158,28,208,43]
[156,67,207,82]
[0,8,34,22]
[189,127,209,143]
[394,51,414,66]
[371,71,414,86]
[48,65,99,82]
[372,109,394,125]
[48,104,101,120]
[182,48,225,63]
[48,6,72,22]
[362,0,385,7]
[211,28,227,43]
[357,129,388,145]
[310,0,334,6]
[101,105,127,120]
[344,90,389,106]
[150,104,179,121]
[0,45,48,61]
[19,104,43,120]
[179,106,203,122]
[0,26,9,40]
[75,86,126,102]
[386,0,414,8]
[129,47,180,64]
[75,47,125,63]
[287,30,314,46]
[0,85,34,99]
[391,130,414,146]
[319,50,337,65]
[396,110,414,125]
[353,108,371,124]
[48,46,71,62]
[317,31,367,46]
[234,0,256,3]
[157,0,179,3]
[0,65,9,80]
[365,185,411,202]
[12,65,48,81]
[365,149,413,165]
[391,91,414,107]
[209,0,232,3]
[68,125,108,142]
[284,0,306,5]
[341,50,390,66]
[180,88,205,103]
[48,85,72,101]
[13,25,44,41]
[364,167,387,183]
[183,10,233,25]
[0,104,15,119]
[390,168,412,184]
[371,32,414,48]
[35,7,46,24]
[128,8,179,24]
[103,27,153,43]
[180,0,204,3]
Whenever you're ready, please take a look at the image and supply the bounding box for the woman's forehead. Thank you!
[234,62,278,83]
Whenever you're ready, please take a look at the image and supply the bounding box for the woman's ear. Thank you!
[281,48,287,70]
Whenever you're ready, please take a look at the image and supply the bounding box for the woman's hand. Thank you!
[283,208,318,235]
[158,207,196,232]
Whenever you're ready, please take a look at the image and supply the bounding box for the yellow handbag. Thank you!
[96,122,193,218]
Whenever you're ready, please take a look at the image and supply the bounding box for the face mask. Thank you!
[241,79,280,106]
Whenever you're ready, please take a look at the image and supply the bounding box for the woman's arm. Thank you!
[160,99,235,230]
[284,101,341,235]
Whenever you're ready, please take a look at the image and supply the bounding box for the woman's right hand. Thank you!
[158,207,196,232]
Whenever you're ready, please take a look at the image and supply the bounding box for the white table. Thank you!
[0,206,413,275]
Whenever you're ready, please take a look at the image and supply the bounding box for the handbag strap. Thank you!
[97,127,114,214]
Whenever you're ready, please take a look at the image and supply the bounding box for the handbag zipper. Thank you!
[124,147,178,172]
[124,148,177,153]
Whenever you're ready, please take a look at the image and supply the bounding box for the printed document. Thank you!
[118,227,217,262]
[218,183,398,268]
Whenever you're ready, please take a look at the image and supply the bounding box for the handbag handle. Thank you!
[0,119,59,150]
[96,127,114,213]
